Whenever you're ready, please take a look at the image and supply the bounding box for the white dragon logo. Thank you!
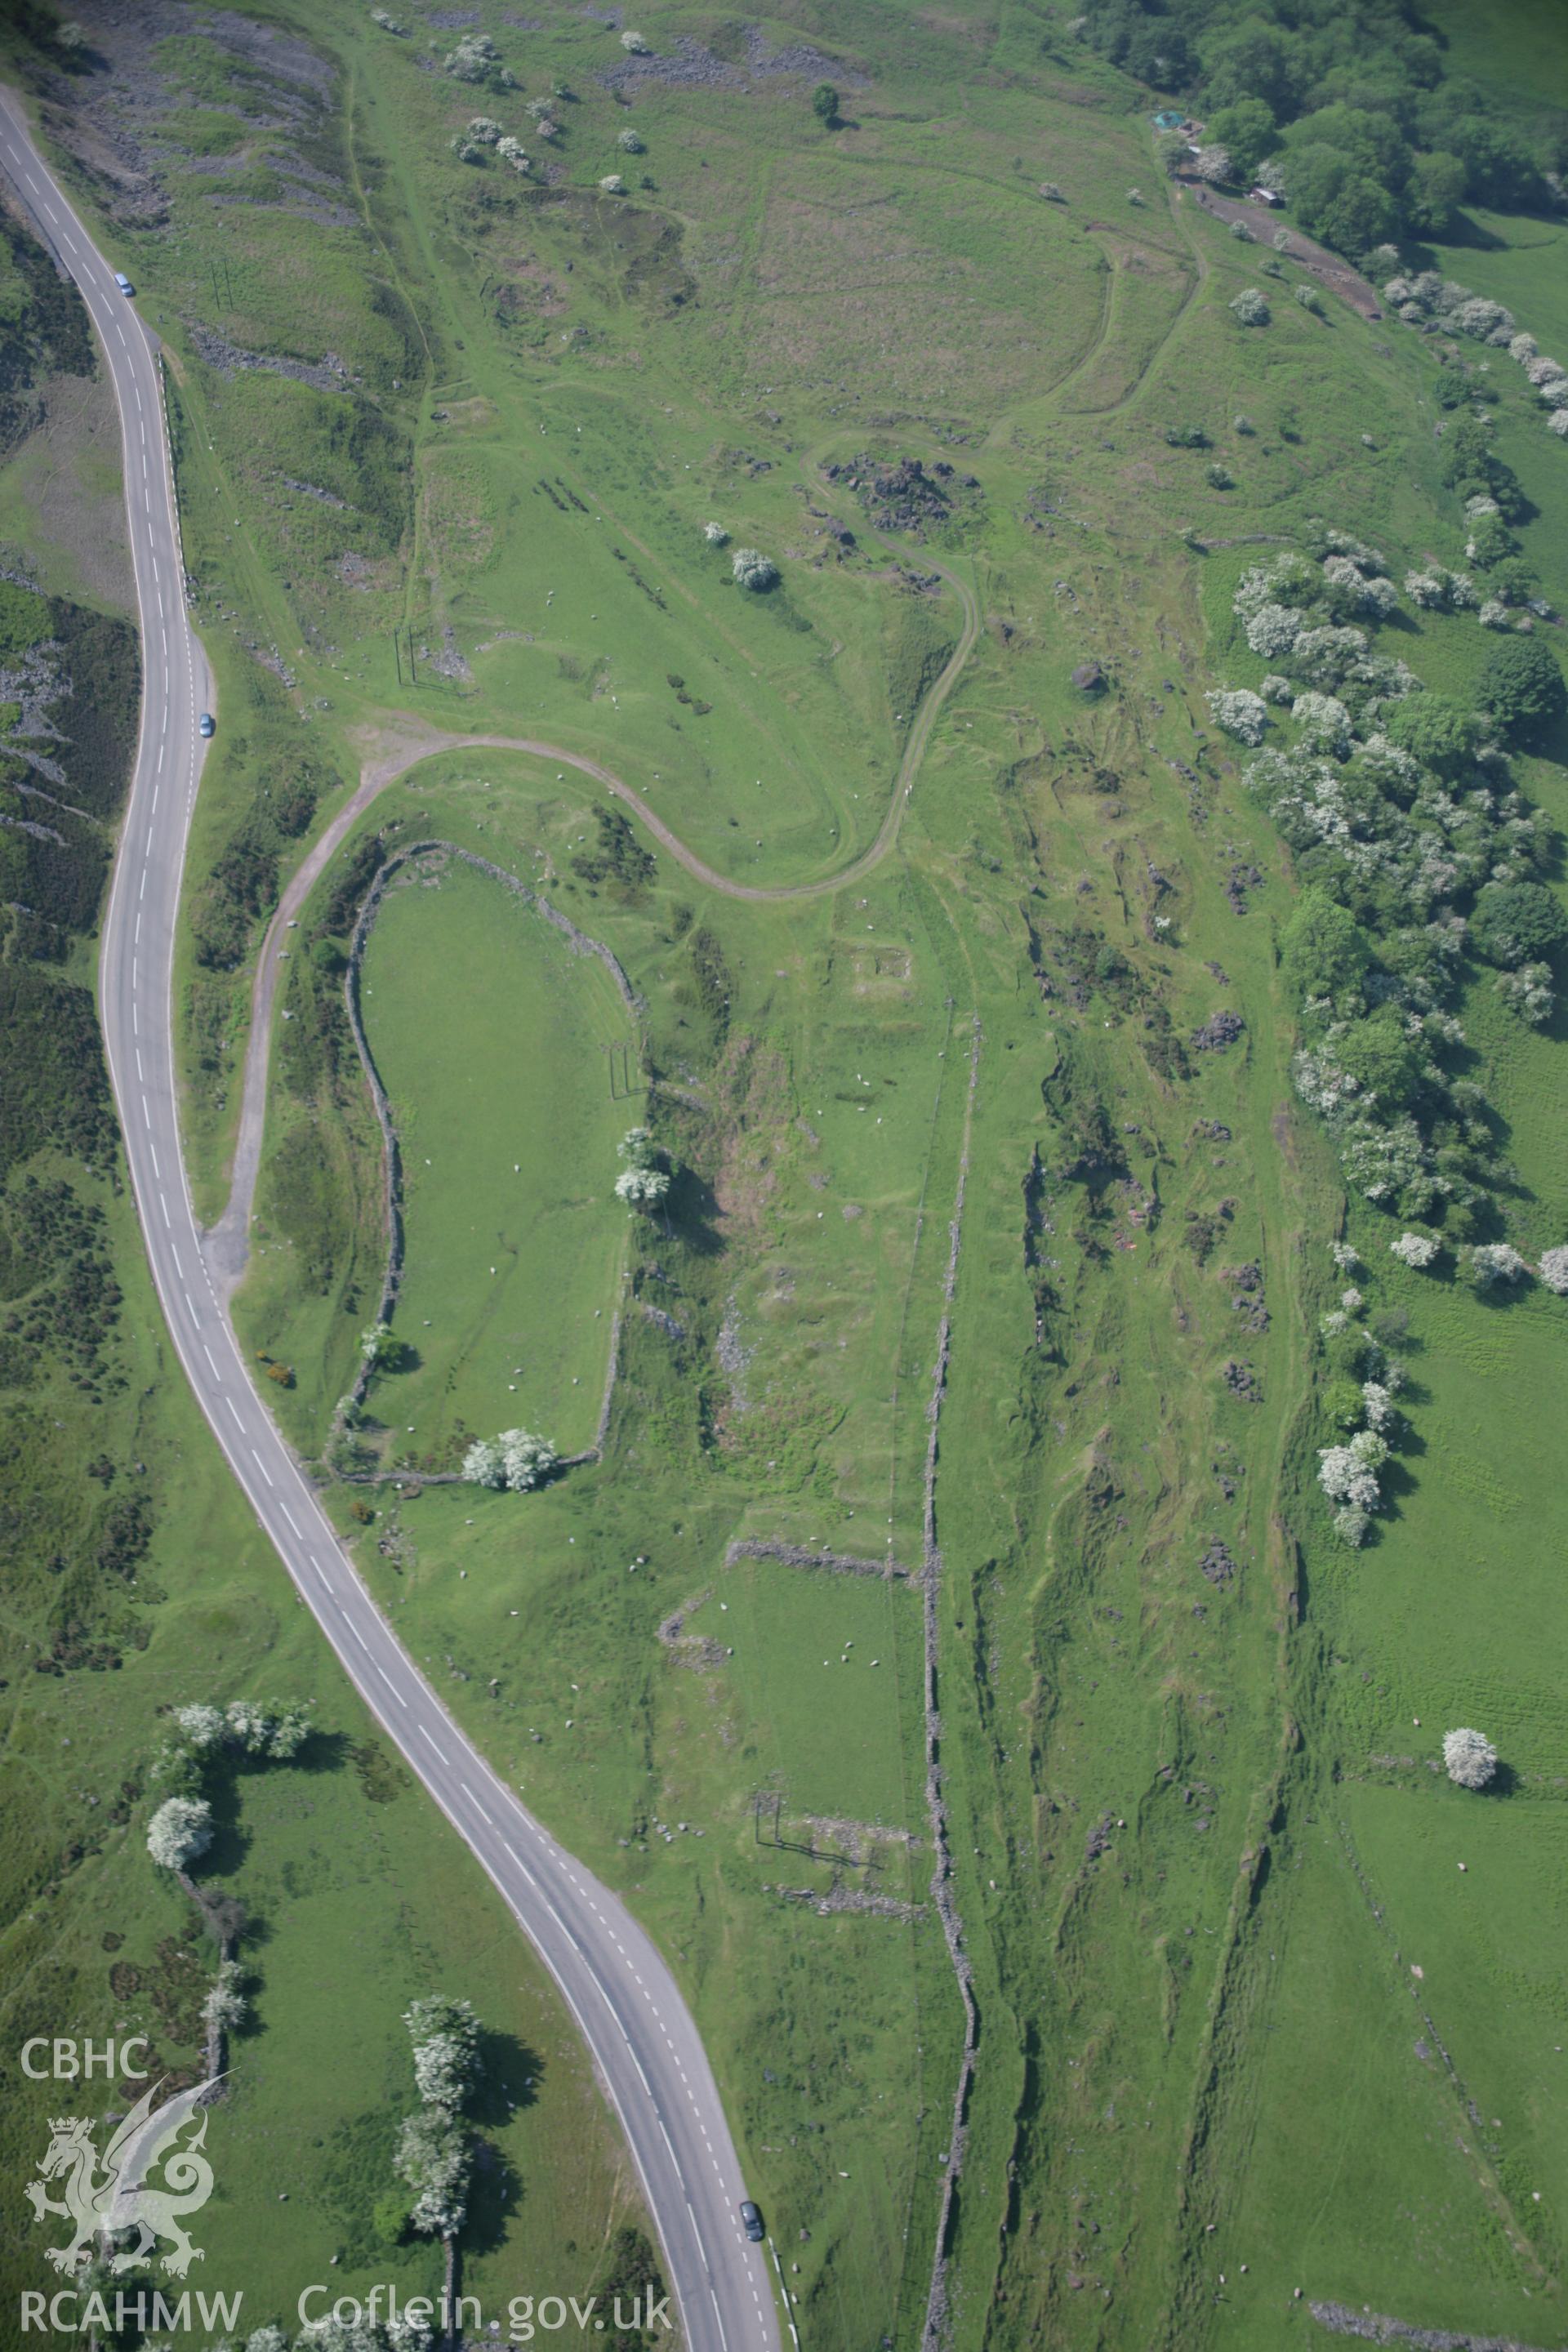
[25,2075,220,2278]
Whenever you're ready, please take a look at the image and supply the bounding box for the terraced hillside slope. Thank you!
[3,0,1567,2346]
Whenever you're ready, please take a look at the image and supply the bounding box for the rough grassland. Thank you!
[14,0,1568,2345]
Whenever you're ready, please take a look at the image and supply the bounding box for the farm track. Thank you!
[214,543,980,1263]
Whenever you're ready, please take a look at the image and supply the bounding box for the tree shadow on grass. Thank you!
[470,2029,545,2126]
[463,2133,523,2258]
[280,1726,352,1780]
[661,1160,724,1258]
[197,1775,252,1883]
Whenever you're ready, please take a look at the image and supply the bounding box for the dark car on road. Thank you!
[740,2201,764,2243]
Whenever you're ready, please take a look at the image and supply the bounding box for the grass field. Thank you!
[359,852,632,1460]
[10,0,1568,2344]
[0,163,650,2341]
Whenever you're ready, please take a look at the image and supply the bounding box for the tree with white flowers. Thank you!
[461,1429,557,1491]
[393,1994,486,2255]
[1206,688,1268,746]
[1291,691,1352,755]
[1390,1232,1440,1269]
[1468,1241,1530,1286]
[296,2316,433,2352]
[148,1796,214,1873]
[202,1960,248,2037]
[462,1437,503,1488]
[396,2109,472,2239]
[173,1703,227,1753]
[1230,287,1270,326]
[407,1995,483,2113]
[732,546,778,590]
[500,1428,557,1490]
[1319,1429,1388,1523]
[616,1125,670,1212]
[1443,1727,1498,1789]
[1539,1245,1568,1294]
[616,1161,669,1206]
[1495,963,1553,1027]
[1361,1381,1396,1432]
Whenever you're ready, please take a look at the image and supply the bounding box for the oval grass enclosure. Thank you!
[355,850,634,1466]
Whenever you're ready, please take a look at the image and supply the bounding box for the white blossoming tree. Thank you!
[1468,1241,1530,1286]
[1390,1232,1440,1269]
[406,1995,483,2113]
[616,1125,671,1212]
[396,2109,472,2238]
[1443,1727,1498,1789]
[1493,960,1554,1027]
[173,1703,227,1753]
[1318,1430,1389,1530]
[616,1162,669,1206]
[1245,604,1305,658]
[462,1430,558,1491]
[1539,1245,1568,1294]
[1291,691,1352,755]
[1361,1381,1396,1432]
[462,1437,504,1488]
[1229,287,1270,326]
[202,1960,248,2036]
[732,546,778,590]
[225,1698,311,1758]
[500,1428,558,1490]
[1205,688,1268,746]
[147,1796,214,1873]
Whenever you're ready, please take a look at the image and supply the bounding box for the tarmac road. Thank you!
[0,88,782,2352]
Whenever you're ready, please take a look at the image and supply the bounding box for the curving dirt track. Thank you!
[207,550,980,1281]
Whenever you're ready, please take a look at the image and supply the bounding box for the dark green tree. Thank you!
[1386,693,1476,777]
[1334,1010,1424,1112]
[1286,144,1400,253]
[1279,885,1371,1006]
[812,82,840,126]
[1207,98,1277,184]
[1469,880,1567,969]
[1478,638,1566,741]
[1408,149,1468,233]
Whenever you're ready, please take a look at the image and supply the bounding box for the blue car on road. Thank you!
[198,713,215,738]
